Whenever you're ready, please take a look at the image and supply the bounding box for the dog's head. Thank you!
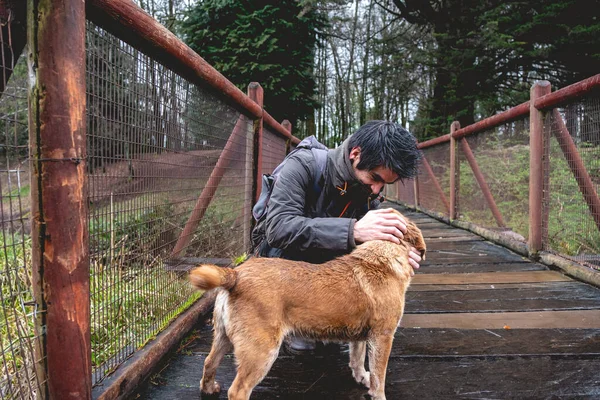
[351,210,426,277]
[398,211,426,260]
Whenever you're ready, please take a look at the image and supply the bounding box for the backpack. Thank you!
[251,136,328,255]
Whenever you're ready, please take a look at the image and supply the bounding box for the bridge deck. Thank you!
[135,205,600,399]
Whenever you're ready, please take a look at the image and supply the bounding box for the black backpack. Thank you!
[251,136,328,255]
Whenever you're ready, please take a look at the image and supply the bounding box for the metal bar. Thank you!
[281,120,293,153]
[171,115,247,258]
[529,81,552,253]
[460,139,506,227]
[27,0,91,398]
[85,0,298,145]
[449,121,460,219]
[421,156,450,214]
[453,101,531,141]
[418,134,450,149]
[418,102,531,150]
[249,83,264,203]
[413,175,420,207]
[551,108,600,232]
[535,74,600,110]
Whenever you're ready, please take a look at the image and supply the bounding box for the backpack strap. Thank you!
[310,148,328,195]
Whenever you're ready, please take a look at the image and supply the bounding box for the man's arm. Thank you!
[264,153,355,252]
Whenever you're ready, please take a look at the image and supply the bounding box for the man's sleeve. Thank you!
[264,153,355,252]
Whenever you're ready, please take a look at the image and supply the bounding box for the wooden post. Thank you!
[282,120,292,154]
[450,121,461,220]
[171,115,247,258]
[249,83,264,204]
[529,81,552,254]
[27,0,91,398]
[413,175,420,208]
[460,139,506,227]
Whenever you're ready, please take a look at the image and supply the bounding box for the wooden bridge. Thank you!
[133,203,600,399]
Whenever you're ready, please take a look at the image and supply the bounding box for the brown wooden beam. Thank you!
[460,138,506,227]
[535,74,600,110]
[27,0,90,397]
[402,310,600,329]
[249,83,264,203]
[171,115,248,258]
[449,121,460,220]
[412,271,571,285]
[529,81,552,253]
[452,101,530,141]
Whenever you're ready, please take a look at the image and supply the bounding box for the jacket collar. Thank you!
[329,136,357,188]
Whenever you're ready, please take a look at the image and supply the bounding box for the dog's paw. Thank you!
[367,389,386,400]
[352,369,370,388]
[200,379,221,396]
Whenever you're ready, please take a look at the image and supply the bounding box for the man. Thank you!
[253,120,423,351]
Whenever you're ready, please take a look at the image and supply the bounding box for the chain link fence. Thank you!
[86,23,254,384]
[461,118,530,240]
[416,143,451,216]
[544,95,600,268]
[262,126,288,175]
[0,29,43,400]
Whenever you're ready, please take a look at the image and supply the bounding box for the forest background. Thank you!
[140,0,599,147]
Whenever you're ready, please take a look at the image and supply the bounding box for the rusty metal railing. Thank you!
[387,75,600,271]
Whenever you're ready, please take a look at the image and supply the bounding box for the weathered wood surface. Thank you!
[134,205,600,399]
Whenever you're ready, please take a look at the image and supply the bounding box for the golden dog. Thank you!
[189,211,426,400]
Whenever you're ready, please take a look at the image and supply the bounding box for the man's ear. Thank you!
[349,147,361,162]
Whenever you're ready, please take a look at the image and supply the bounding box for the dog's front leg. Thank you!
[367,334,394,400]
[349,341,370,388]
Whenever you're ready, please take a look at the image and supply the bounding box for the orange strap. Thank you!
[339,201,352,217]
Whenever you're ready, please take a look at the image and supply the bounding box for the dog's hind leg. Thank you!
[200,322,232,395]
[367,334,394,400]
[349,341,370,388]
[227,331,282,400]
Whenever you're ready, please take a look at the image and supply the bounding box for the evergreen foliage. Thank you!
[389,0,600,139]
[180,0,326,125]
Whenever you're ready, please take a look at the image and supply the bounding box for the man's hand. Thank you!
[353,208,422,274]
[354,208,408,244]
[408,247,421,276]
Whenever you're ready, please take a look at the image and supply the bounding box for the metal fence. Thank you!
[544,95,600,267]
[0,13,43,399]
[85,23,255,384]
[0,0,299,397]
[386,78,600,271]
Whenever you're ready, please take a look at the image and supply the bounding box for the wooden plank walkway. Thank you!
[134,205,600,399]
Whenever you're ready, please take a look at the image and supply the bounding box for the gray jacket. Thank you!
[263,137,380,263]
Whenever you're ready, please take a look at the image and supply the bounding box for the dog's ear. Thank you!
[404,221,427,260]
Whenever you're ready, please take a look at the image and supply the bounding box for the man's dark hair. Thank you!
[348,120,422,179]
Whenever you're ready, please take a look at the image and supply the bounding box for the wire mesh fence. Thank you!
[460,118,530,241]
[86,23,254,384]
[262,126,288,175]
[544,95,600,269]
[416,143,451,216]
[0,36,43,400]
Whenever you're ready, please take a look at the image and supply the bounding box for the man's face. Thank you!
[349,147,399,195]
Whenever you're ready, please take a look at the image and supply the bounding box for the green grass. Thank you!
[1,187,249,394]
[435,137,600,256]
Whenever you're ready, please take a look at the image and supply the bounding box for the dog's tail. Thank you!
[189,264,237,291]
